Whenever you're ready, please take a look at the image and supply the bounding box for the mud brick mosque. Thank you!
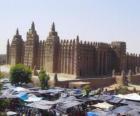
[7,22,140,78]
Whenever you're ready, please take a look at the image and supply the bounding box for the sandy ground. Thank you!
[104,83,140,92]
[128,84,140,91]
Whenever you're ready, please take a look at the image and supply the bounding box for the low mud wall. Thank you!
[56,77,115,88]
[130,74,140,85]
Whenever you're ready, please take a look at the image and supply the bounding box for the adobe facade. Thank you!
[0,54,6,65]
[7,22,140,78]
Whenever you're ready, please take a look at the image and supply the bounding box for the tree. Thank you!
[0,83,2,94]
[0,71,3,94]
[0,99,10,111]
[10,64,32,85]
[0,71,4,79]
[83,85,91,97]
[116,86,129,94]
[39,69,50,89]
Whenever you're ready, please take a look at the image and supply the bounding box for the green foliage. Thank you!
[10,64,32,85]
[0,83,2,93]
[0,71,4,79]
[116,86,129,94]
[39,69,50,89]
[0,83,3,95]
[0,99,10,111]
[0,71,3,93]
[0,112,6,116]
[83,85,91,96]
[39,71,50,89]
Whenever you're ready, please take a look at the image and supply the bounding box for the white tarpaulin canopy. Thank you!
[38,100,60,105]
[14,87,30,92]
[27,103,52,110]
[24,94,42,102]
[93,102,113,111]
[26,100,54,110]
[6,111,17,116]
[116,93,140,101]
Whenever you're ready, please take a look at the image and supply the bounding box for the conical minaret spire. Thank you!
[76,35,79,43]
[16,28,19,35]
[51,22,55,32]
[7,39,10,45]
[76,35,79,40]
[7,39,10,64]
[31,21,35,31]
[48,22,58,37]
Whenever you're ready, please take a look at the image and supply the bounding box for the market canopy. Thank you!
[115,93,140,101]
[87,112,98,116]
[6,111,17,116]
[62,101,82,109]
[0,95,17,99]
[36,100,60,105]
[88,97,98,101]
[46,88,64,93]
[92,102,113,111]
[14,87,30,93]
[56,100,83,113]
[26,100,59,110]
[59,96,78,103]
[127,109,140,116]
[94,94,113,101]
[24,94,42,102]
[108,96,123,104]
[27,102,52,110]
[17,92,28,101]
[112,106,132,115]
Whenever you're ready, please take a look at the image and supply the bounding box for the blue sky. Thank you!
[0,0,140,54]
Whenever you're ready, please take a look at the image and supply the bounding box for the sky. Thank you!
[0,0,140,54]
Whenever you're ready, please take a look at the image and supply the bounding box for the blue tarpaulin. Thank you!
[17,92,28,101]
[87,112,98,116]
[74,89,81,94]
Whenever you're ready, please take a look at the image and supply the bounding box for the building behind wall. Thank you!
[0,54,6,65]
[23,22,39,69]
[7,29,24,66]
[6,22,140,78]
